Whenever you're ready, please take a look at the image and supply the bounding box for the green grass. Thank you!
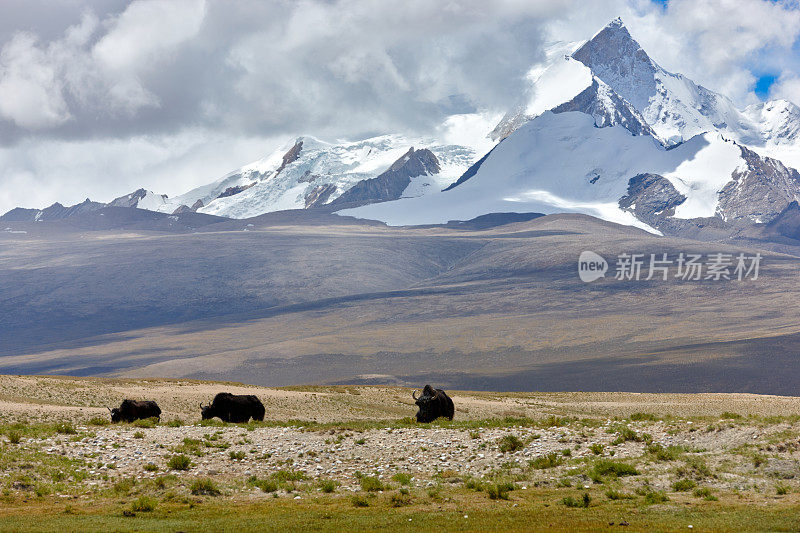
[1,487,800,531]
[131,417,158,429]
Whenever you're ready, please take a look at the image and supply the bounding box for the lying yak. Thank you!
[108,399,161,423]
[201,393,265,423]
[412,385,454,423]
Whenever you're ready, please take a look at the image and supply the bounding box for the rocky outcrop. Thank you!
[305,184,337,208]
[275,140,303,176]
[108,189,149,208]
[717,146,800,223]
[217,183,255,199]
[552,78,658,140]
[618,173,686,231]
[329,148,440,208]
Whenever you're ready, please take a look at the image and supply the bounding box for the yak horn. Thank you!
[412,390,418,400]
[199,402,204,408]
[107,407,112,413]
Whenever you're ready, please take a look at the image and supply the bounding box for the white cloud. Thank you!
[93,0,207,73]
[0,129,283,210]
[0,33,71,128]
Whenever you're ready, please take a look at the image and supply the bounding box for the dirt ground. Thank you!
[4,374,800,424]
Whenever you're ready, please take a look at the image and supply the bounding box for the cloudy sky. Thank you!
[1,0,800,213]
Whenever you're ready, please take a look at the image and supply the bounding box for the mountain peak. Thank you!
[572,19,656,115]
[606,17,625,29]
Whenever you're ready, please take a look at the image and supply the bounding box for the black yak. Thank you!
[413,385,454,423]
[200,393,265,423]
[108,399,161,423]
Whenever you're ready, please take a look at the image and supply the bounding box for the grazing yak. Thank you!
[201,393,265,423]
[108,399,161,423]
[412,385,454,423]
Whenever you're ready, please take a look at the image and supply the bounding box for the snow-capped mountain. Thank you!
[8,18,800,240]
[493,19,800,156]
[149,132,487,219]
[338,19,800,236]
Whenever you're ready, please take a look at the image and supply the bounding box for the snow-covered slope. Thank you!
[153,134,483,219]
[340,112,754,232]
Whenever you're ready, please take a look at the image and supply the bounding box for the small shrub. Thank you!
[498,435,525,453]
[319,479,338,493]
[563,493,591,508]
[672,479,696,492]
[248,477,278,493]
[677,456,713,479]
[589,443,604,455]
[720,412,742,420]
[7,431,21,444]
[167,454,191,471]
[390,491,412,507]
[190,478,220,496]
[611,427,650,445]
[392,472,412,486]
[693,487,717,500]
[605,489,634,500]
[167,419,184,428]
[113,478,136,495]
[540,415,571,428]
[590,459,639,480]
[647,444,684,462]
[55,423,76,435]
[130,496,157,512]
[643,490,669,504]
[229,451,246,461]
[630,412,658,421]
[272,469,305,482]
[777,483,790,495]
[486,482,514,500]
[143,463,158,472]
[88,417,110,427]
[360,476,384,492]
[133,431,145,439]
[354,438,366,445]
[351,495,369,507]
[562,448,572,457]
[530,453,564,470]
